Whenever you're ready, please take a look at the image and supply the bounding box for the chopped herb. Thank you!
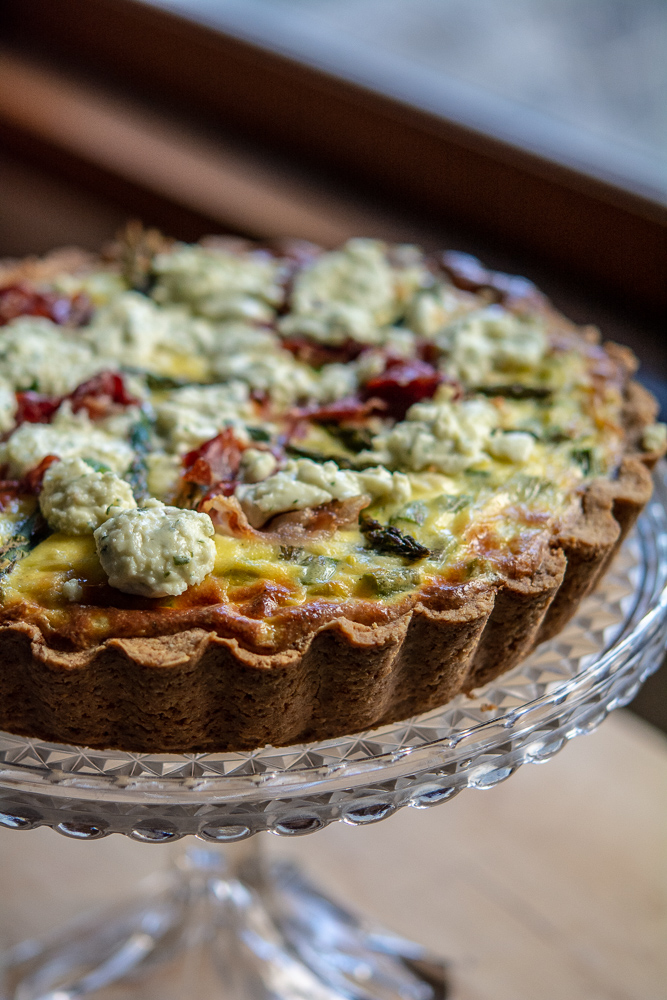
[144,372,191,391]
[474,384,552,400]
[360,517,430,562]
[571,447,603,477]
[83,458,112,474]
[247,426,272,443]
[329,425,375,453]
[0,509,50,578]
[302,555,338,585]
[391,500,428,526]
[127,409,154,501]
[436,494,471,514]
[279,545,303,562]
[359,567,420,597]
[285,444,356,469]
[509,474,545,502]
[465,469,492,480]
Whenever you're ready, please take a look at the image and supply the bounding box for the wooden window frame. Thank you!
[2,0,666,315]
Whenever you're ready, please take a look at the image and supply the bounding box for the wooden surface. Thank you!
[1,709,665,1000]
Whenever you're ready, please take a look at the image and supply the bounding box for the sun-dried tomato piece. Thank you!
[24,455,59,493]
[15,391,62,425]
[297,395,387,425]
[281,336,365,368]
[439,251,543,308]
[182,428,247,493]
[69,372,139,419]
[362,358,441,419]
[0,284,92,327]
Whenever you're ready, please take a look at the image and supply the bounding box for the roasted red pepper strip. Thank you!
[0,284,92,327]
[362,358,441,419]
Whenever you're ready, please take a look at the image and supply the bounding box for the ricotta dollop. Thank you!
[40,458,137,535]
[94,499,216,597]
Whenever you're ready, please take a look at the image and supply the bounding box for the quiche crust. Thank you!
[0,241,663,753]
[0,450,655,753]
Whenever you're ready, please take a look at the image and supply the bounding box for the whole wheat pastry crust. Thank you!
[0,450,655,752]
[0,242,663,752]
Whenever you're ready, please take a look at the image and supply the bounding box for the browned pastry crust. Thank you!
[0,250,663,752]
[0,446,657,752]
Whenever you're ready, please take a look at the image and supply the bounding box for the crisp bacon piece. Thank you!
[0,284,92,327]
[183,429,247,494]
[15,391,62,425]
[24,455,59,493]
[281,336,365,368]
[362,358,442,419]
[69,372,139,419]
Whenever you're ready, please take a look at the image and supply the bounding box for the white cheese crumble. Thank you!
[487,431,536,464]
[154,382,254,454]
[62,578,84,602]
[94,498,216,597]
[151,245,284,322]
[406,284,477,337]
[39,457,137,535]
[237,458,411,527]
[278,239,425,346]
[212,349,319,408]
[83,292,214,368]
[436,306,547,386]
[361,395,500,475]
[0,378,17,433]
[642,422,667,452]
[239,448,278,483]
[0,317,105,394]
[2,412,135,477]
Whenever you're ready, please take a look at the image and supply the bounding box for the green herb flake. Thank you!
[391,501,428,526]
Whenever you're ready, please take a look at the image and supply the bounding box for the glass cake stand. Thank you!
[1,467,666,1000]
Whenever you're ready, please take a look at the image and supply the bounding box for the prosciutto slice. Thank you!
[202,494,369,543]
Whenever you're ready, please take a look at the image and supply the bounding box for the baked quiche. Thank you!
[0,228,664,751]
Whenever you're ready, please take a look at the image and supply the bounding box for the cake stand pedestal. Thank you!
[2,468,666,999]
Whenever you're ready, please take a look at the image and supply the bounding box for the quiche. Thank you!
[0,227,664,752]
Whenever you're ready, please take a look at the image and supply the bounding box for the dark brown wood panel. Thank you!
[4,0,666,316]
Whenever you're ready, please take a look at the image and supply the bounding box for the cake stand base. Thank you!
[1,839,447,1000]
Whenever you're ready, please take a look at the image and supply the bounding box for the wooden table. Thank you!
[1,709,665,1000]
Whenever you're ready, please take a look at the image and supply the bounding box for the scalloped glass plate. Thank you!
[1,467,666,840]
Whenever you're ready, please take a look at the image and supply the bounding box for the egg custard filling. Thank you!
[0,234,663,653]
